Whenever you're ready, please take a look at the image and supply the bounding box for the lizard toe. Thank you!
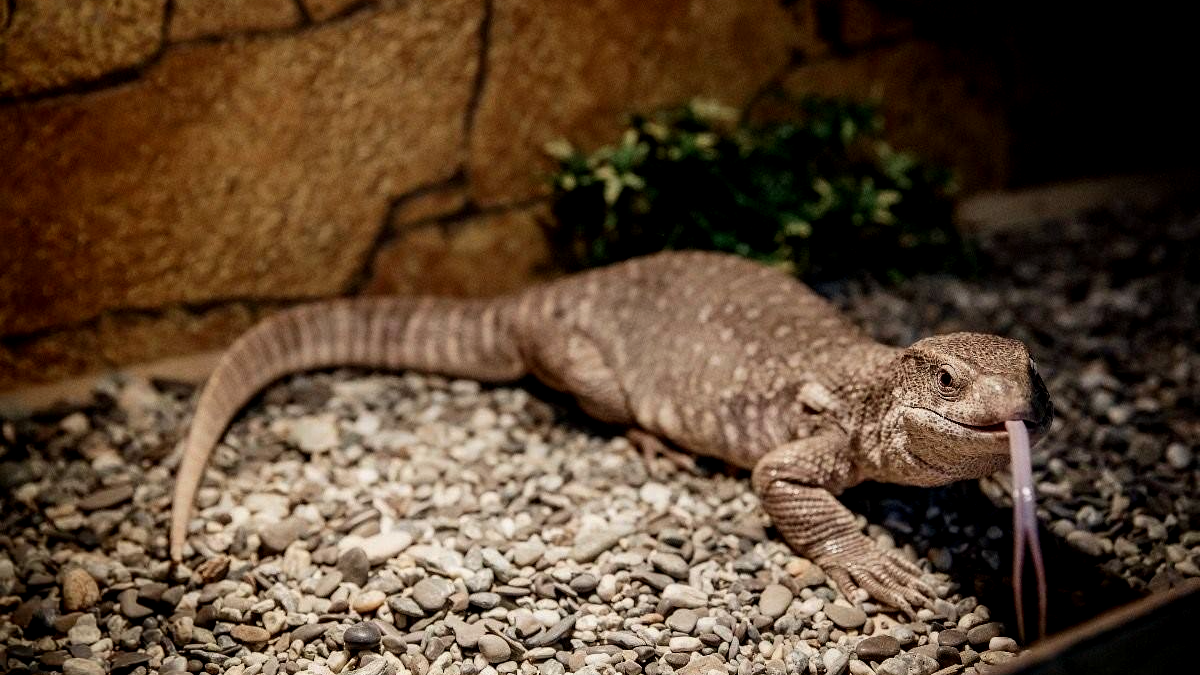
[826,553,935,614]
[852,567,921,617]
[882,559,938,605]
[827,567,862,601]
[883,548,928,578]
[869,564,931,609]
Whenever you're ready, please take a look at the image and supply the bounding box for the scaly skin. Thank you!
[169,251,1053,612]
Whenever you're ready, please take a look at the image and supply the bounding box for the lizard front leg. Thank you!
[752,432,937,615]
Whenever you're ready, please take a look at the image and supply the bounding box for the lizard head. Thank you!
[890,332,1053,478]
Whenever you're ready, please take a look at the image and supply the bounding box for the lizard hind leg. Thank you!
[523,329,637,426]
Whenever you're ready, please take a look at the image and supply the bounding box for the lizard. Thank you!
[169,250,1052,613]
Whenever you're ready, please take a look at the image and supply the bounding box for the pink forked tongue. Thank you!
[1007,419,1047,641]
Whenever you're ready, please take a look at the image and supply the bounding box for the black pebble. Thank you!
[343,621,382,650]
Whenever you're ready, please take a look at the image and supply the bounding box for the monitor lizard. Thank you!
[169,250,1052,614]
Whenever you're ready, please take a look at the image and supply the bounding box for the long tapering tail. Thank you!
[169,296,527,561]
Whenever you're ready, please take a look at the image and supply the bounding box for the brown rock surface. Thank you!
[0,0,166,97]
[786,0,832,59]
[0,0,481,336]
[365,205,555,298]
[301,0,370,22]
[0,304,274,390]
[389,180,470,228]
[775,40,1009,191]
[468,0,799,207]
[836,0,914,48]
[168,0,301,42]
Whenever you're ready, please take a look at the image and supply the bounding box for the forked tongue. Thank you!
[1006,419,1047,641]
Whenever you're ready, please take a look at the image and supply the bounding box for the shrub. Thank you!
[547,97,970,282]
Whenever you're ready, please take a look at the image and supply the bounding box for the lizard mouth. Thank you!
[948,416,1046,443]
[955,420,1012,434]
[910,408,1043,441]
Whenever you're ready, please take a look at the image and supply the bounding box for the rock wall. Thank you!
[2,0,1189,388]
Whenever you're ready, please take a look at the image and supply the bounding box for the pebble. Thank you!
[478,634,512,663]
[1066,530,1108,556]
[597,574,619,601]
[677,655,726,675]
[572,524,634,563]
[639,482,673,510]
[291,623,332,644]
[409,545,466,575]
[76,484,135,511]
[447,616,485,648]
[68,615,102,645]
[607,631,646,649]
[758,584,793,619]
[891,626,917,646]
[635,570,674,590]
[344,621,382,650]
[512,540,546,567]
[855,635,901,661]
[346,658,389,675]
[668,636,703,652]
[937,629,967,648]
[824,603,867,629]
[110,652,152,671]
[351,589,387,613]
[570,573,599,594]
[662,584,707,609]
[527,615,577,647]
[1166,443,1193,469]
[823,648,849,675]
[63,658,105,675]
[901,653,940,675]
[259,518,302,553]
[650,552,690,579]
[980,650,1016,665]
[469,592,502,609]
[314,570,343,598]
[412,576,455,612]
[60,567,101,611]
[989,637,1019,653]
[289,415,340,452]
[875,658,906,675]
[338,547,371,587]
[848,660,874,675]
[118,588,152,619]
[262,609,286,635]
[231,625,271,643]
[966,622,1003,645]
[795,596,825,618]
[350,530,415,565]
[666,608,698,633]
[327,651,349,672]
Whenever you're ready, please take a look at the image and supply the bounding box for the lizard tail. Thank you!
[169,296,526,561]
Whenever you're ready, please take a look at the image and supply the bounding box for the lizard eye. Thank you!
[936,366,957,393]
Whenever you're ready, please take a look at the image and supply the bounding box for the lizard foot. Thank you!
[628,429,699,479]
[820,545,938,617]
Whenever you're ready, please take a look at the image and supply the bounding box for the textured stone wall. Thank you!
[1,0,1139,388]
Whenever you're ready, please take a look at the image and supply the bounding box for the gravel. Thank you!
[2,200,1196,675]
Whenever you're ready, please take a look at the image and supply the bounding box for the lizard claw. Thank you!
[628,429,700,479]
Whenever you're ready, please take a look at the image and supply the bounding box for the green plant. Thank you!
[547,97,971,282]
